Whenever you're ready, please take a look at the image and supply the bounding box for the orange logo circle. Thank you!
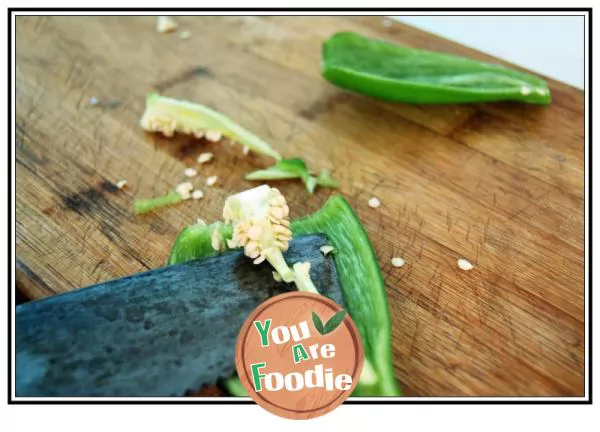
[235,292,363,420]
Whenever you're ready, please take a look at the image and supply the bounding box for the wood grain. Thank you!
[15,16,585,396]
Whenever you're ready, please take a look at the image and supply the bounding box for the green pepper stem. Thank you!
[295,277,318,294]
[292,262,319,294]
[266,249,295,283]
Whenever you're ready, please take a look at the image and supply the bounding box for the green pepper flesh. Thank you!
[322,32,552,105]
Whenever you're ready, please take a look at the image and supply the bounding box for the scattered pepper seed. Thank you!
[242,145,250,156]
[520,85,532,96]
[184,167,198,178]
[206,175,218,186]
[382,18,393,28]
[197,152,214,164]
[458,258,474,271]
[179,30,191,39]
[320,245,335,256]
[205,130,222,142]
[391,257,405,268]
[368,197,381,208]
[191,190,204,200]
[115,180,128,190]
[196,218,206,226]
[157,16,178,33]
[175,181,194,200]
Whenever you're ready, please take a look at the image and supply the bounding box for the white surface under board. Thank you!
[391,16,585,90]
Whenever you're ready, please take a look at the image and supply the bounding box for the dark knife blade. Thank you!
[16,234,344,397]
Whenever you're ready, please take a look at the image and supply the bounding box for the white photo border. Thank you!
[6,7,592,405]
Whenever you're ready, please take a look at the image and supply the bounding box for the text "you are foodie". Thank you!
[250,317,352,392]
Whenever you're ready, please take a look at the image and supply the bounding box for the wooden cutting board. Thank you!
[15,16,585,397]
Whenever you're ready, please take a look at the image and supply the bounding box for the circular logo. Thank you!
[235,292,363,420]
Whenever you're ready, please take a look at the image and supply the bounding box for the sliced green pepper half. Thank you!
[322,32,551,105]
[167,195,402,397]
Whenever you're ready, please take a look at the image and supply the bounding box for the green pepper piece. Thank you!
[168,221,233,264]
[133,191,183,215]
[167,196,402,397]
[322,32,551,105]
[316,169,339,189]
[245,158,339,194]
[140,93,282,161]
[221,376,248,397]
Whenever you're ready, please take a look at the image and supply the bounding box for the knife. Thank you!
[16,234,344,397]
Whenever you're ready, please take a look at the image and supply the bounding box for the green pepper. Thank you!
[245,158,339,194]
[322,32,551,105]
[133,191,183,214]
[167,195,402,397]
[140,93,282,160]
